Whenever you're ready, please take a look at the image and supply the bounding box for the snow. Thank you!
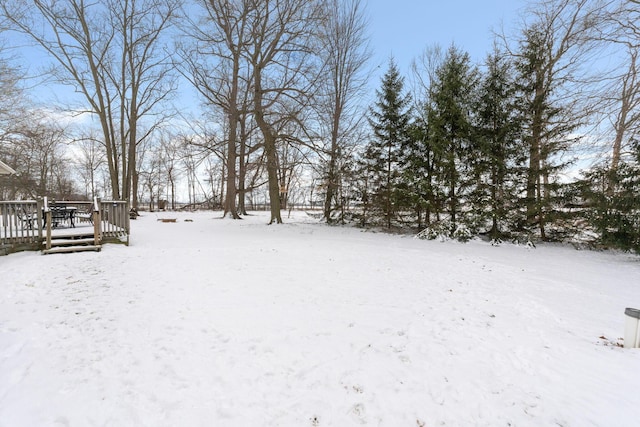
[1,211,639,427]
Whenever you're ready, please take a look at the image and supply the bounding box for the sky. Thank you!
[366,0,528,81]
[1,0,529,107]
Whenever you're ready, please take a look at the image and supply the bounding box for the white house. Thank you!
[0,159,16,175]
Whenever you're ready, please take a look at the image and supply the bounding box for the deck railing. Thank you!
[98,199,130,244]
[1,197,129,256]
[0,200,42,254]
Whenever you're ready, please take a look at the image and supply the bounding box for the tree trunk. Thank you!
[264,132,282,224]
[527,76,544,227]
[448,147,457,235]
[324,103,342,223]
[323,155,337,223]
[253,62,282,223]
[223,113,240,218]
[238,115,249,215]
[608,50,636,193]
[132,169,139,209]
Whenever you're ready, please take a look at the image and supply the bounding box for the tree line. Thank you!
[0,0,638,251]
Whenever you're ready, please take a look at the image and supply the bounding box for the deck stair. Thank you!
[42,232,101,255]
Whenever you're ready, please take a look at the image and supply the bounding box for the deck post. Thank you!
[93,197,101,244]
[44,197,52,251]
[36,198,44,240]
[125,201,130,245]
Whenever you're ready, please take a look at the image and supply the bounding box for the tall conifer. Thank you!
[428,45,478,236]
[364,59,411,228]
[472,50,525,239]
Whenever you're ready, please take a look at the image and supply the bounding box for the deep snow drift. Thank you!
[1,211,639,426]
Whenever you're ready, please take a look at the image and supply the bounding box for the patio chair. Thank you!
[16,208,37,230]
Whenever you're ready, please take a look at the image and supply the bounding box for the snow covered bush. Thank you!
[452,224,473,242]
[415,221,450,242]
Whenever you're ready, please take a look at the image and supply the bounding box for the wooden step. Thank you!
[50,233,95,240]
[49,237,96,247]
[43,245,102,255]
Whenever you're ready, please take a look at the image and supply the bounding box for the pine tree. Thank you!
[364,59,412,229]
[511,0,599,240]
[397,118,440,229]
[428,45,478,237]
[581,142,640,253]
[471,50,526,239]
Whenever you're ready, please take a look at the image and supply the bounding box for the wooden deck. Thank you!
[1,198,129,255]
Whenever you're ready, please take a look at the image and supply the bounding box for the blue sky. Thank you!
[3,0,529,107]
[367,0,527,77]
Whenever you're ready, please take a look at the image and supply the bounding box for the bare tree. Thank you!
[138,144,164,211]
[0,52,26,198]
[181,0,325,222]
[237,110,263,215]
[409,44,444,227]
[0,60,25,138]
[74,133,106,199]
[6,119,73,198]
[180,136,206,209]
[609,47,640,173]
[180,0,254,218]
[244,0,324,224]
[1,0,180,204]
[317,0,371,223]
[508,0,611,239]
[158,134,183,209]
[410,45,444,105]
[597,1,640,179]
[276,129,308,211]
[114,0,179,207]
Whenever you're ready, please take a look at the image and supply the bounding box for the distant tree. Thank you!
[180,136,207,210]
[7,120,74,199]
[237,112,264,215]
[74,133,106,199]
[138,144,164,211]
[0,54,27,198]
[160,135,183,210]
[275,125,308,211]
[0,55,25,141]
[1,0,180,205]
[364,59,412,229]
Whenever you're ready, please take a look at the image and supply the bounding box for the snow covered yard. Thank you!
[1,211,639,427]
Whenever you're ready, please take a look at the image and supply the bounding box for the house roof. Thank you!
[0,159,16,175]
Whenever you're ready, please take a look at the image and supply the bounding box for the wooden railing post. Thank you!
[43,196,52,251]
[93,197,101,244]
[125,201,130,245]
[36,198,44,240]
[0,202,7,247]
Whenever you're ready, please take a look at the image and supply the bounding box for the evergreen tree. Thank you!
[428,45,478,236]
[472,49,526,239]
[397,118,441,229]
[581,142,640,253]
[364,59,412,228]
[512,1,596,240]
